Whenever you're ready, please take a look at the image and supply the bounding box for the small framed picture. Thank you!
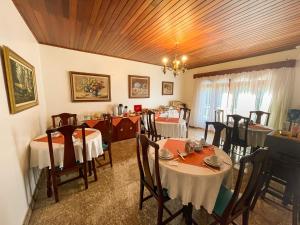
[162,81,174,95]
[2,46,38,113]
[128,75,150,98]
[70,71,111,102]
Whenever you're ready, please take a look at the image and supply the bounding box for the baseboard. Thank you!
[23,169,44,225]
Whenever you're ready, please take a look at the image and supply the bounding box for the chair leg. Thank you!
[88,161,92,176]
[92,158,97,181]
[139,182,144,210]
[46,167,52,197]
[108,148,113,167]
[293,197,300,225]
[242,210,250,225]
[157,201,164,225]
[51,173,59,202]
[83,163,88,189]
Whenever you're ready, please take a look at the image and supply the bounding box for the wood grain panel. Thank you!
[12,0,300,68]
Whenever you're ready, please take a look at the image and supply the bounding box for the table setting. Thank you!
[149,138,232,214]
[154,111,187,138]
[30,128,103,169]
[221,122,273,147]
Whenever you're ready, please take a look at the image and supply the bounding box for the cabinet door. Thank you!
[117,118,136,140]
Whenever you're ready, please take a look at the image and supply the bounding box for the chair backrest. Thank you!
[46,124,87,170]
[249,111,270,126]
[226,114,250,144]
[146,110,158,139]
[204,122,227,147]
[52,113,77,128]
[136,134,163,198]
[215,109,225,123]
[102,114,113,143]
[180,107,191,125]
[223,149,269,218]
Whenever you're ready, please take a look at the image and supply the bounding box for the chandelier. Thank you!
[162,43,188,77]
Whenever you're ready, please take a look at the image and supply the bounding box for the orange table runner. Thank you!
[85,119,101,128]
[156,117,179,123]
[249,124,272,131]
[128,115,140,124]
[34,130,96,144]
[163,139,215,167]
[112,117,123,126]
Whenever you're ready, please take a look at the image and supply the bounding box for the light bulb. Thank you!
[162,57,168,64]
[181,55,187,62]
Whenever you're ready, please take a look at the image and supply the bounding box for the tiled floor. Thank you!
[28,128,292,225]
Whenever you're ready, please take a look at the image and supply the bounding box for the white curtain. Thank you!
[191,67,295,130]
[191,75,230,128]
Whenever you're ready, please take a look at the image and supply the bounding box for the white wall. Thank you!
[183,49,300,108]
[0,1,47,225]
[39,45,184,125]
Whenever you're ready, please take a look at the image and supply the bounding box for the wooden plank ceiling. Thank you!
[12,0,300,68]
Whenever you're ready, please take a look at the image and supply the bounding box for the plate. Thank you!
[159,152,174,160]
[202,143,211,147]
[204,156,222,168]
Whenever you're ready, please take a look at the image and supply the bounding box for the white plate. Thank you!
[202,143,211,147]
[159,152,174,160]
[204,156,222,168]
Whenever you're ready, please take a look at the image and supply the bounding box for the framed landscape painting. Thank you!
[2,46,38,114]
[162,81,174,95]
[70,71,111,102]
[128,75,150,98]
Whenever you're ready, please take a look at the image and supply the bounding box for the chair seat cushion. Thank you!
[154,186,170,201]
[213,185,233,216]
[102,143,108,150]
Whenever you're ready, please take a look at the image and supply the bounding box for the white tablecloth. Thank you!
[221,124,273,147]
[30,128,103,169]
[155,119,187,138]
[149,139,232,213]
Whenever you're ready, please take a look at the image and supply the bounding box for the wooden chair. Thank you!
[204,122,227,147]
[215,109,225,123]
[146,110,162,142]
[249,111,270,126]
[87,114,113,168]
[136,134,183,225]
[46,124,97,202]
[226,114,250,156]
[259,153,300,225]
[179,107,191,138]
[206,149,268,225]
[141,112,149,136]
[52,113,77,128]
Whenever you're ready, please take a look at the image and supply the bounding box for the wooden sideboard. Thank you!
[85,116,140,142]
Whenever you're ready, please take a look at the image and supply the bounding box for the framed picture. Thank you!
[70,71,111,102]
[2,46,38,114]
[128,75,150,98]
[162,81,174,95]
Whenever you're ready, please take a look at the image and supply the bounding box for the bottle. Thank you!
[118,104,123,116]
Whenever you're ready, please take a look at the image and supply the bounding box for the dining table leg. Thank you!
[46,167,52,197]
[183,203,193,225]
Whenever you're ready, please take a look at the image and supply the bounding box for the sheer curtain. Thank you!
[191,75,230,127]
[191,67,295,129]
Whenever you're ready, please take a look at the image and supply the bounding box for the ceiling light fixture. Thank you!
[162,43,188,77]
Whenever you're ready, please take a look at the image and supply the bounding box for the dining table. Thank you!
[155,110,187,138]
[149,138,233,224]
[30,128,104,169]
[222,123,273,147]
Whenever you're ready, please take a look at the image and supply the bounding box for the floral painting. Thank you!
[162,81,174,95]
[128,75,150,98]
[70,72,111,102]
[2,46,38,113]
